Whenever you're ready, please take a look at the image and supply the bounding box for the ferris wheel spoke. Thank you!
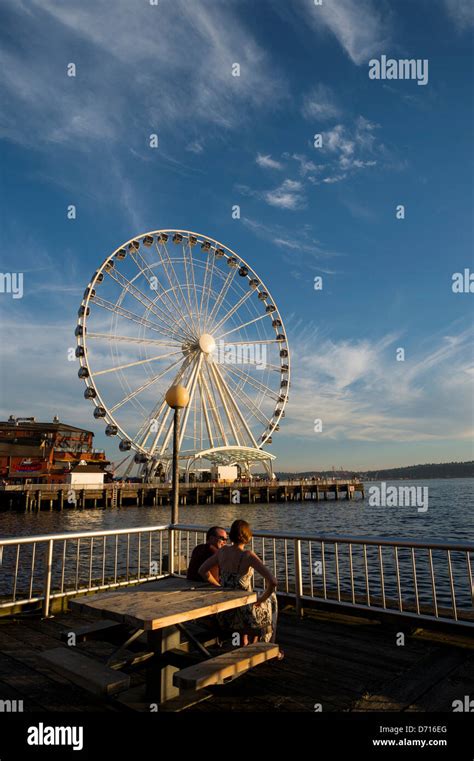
[158,355,201,455]
[146,357,194,453]
[181,244,197,334]
[128,250,194,340]
[211,361,259,448]
[207,361,242,446]
[220,363,280,401]
[133,355,191,451]
[200,245,217,331]
[198,376,214,449]
[92,295,178,338]
[105,267,191,343]
[216,313,269,340]
[205,268,237,331]
[222,338,280,345]
[178,354,203,450]
[93,349,182,377]
[146,403,172,454]
[219,367,273,429]
[211,289,255,334]
[183,241,201,333]
[109,355,185,414]
[134,398,168,451]
[156,241,200,335]
[152,240,195,330]
[87,333,178,348]
[201,362,229,446]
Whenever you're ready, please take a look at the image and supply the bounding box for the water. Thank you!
[0,479,472,543]
[0,479,472,611]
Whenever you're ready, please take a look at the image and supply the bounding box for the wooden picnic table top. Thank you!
[70,576,257,631]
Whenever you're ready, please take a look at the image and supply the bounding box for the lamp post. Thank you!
[165,383,189,528]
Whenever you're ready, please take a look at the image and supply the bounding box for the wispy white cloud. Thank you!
[321,174,347,184]
[311,116,383,182]
[264,179,304,210]
[288,154,324,177]
[237,179,306,211]
[186,140,204,155]
[443,0,474,29]
[300,0,391,65]
[0,0,287,148]
[324,124,356,156]
[282,324,474,443]
[0,308,89,425]
[301,83,341,121]
[243,218,341,272]
[0,0,288,233]
[256,153,283,170]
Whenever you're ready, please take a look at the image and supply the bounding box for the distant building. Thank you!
[210,464,238,483]
[0,416,111,484]
[66,463,105,488]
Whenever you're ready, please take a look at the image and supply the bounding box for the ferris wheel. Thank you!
[75,230,290,477]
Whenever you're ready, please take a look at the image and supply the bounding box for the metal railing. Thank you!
[0,523,472,629]
[0,525,170,616]
[173,524,474,629]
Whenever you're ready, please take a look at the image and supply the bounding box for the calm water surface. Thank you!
[1,479,472,542]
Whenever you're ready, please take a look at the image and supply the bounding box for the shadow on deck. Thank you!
[0,606,472,712]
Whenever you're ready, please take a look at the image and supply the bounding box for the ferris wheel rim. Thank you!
[76,229,290,460]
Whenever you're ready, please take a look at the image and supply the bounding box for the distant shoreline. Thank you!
[361,475,473,481]
[274,462,474,481]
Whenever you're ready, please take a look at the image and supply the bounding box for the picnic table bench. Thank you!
[39,576,279,709]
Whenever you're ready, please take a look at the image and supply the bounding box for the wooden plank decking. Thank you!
[0,606,472,712]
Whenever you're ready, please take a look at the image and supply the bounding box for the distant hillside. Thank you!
[274,461,474,480]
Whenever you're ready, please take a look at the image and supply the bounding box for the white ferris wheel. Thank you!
[75,230,290,479]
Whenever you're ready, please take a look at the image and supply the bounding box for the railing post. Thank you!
[43,539,54,618]
[168,526,175,575]
[294,538,303,617]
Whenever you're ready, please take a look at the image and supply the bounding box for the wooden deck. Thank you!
[0,605,472,712]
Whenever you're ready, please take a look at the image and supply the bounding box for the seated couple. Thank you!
[187,520,280,650]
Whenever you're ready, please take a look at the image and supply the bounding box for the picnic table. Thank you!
[69,576,261,704]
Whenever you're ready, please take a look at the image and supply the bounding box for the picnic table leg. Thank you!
[146,626,180,702]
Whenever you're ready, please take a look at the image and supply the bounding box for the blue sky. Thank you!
[0,0,473,471]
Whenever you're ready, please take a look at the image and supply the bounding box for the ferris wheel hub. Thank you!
[198,333,216,354]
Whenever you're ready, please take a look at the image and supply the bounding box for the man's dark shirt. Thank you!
[187,543,218,581]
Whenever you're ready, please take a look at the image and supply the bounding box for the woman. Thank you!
[198,519,281,651]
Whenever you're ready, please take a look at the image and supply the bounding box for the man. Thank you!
[187,526,227,583]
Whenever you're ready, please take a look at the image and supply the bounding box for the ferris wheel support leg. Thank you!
[212,362,260,449]
[263,460,274,480]
[201,365,228,446]
[208,362,241,446]
[184,458,191,484]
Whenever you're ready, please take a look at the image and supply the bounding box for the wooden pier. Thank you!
[0,603,471,713]
[0,480,364,511]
